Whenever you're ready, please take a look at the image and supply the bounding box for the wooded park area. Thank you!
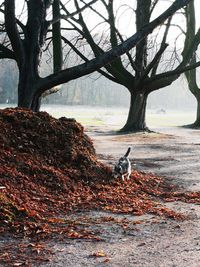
[1,1,200,266]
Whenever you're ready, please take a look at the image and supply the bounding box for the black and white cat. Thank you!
[112,147,131,181]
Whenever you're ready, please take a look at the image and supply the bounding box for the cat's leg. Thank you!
[127,171,131,180]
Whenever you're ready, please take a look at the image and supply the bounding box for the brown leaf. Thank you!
[92,251,107,257]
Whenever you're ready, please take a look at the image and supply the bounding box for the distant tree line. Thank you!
[0,61,18,103]
[0,60,195,109]
[0,60,129,106]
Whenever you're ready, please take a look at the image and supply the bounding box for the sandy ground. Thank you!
[2,125,200,266]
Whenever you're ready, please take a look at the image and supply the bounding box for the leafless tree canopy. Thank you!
[0,0,194,117]
[61,0,200,131]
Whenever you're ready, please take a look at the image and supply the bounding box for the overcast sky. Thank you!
[2,0,200,51]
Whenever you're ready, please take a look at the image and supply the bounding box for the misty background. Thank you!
[0,59,196,112]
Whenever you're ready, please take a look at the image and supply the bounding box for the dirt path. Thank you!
[89,126,200,191]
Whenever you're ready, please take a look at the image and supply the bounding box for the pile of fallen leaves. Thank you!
[2,107,200,265]
[0,107,199,237]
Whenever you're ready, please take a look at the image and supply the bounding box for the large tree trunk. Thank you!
[5,0,49,111]
[120,91,148,132]
[18,79,41,111]
[183,1,200,128]
[18,72,38,109]
[17,49,40,110]
[193,97,200,127]
[185,73,200,128]
[17,0,50,111]
[119,0,150,133]
[31,96,42,112]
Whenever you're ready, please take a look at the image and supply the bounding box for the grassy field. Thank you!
[41,104,196,129]
[146,111,196,127]
[0,104,196,129]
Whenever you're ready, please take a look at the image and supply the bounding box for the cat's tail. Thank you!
[124,147,131,157]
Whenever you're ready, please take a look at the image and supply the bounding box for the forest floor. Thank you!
[41,125,200,267]
[1,108,200,266]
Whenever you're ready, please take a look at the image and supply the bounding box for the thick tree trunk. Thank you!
[31,96,41,112]
[183,2,200,128]
[17,58,40,110]
[192,96,200,127]
[18,80,41,111]
[120,91,148,132]
[184,67,200,128]
[5,0,49,111]
[18,77,36,109]
[184,79,200,128]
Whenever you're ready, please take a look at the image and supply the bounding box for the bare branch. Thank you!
[36,0,193,93]
[146,60,200,91]
[150,0,159,15]
[51,0,99,25]
[4,0,24,67]
[151,17,172,76]
[0,43,15,59]
[62,35,119,83]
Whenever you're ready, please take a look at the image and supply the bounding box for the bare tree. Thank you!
[63,0,200,132]
[183,0,200,127]
[0,0,193,112]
